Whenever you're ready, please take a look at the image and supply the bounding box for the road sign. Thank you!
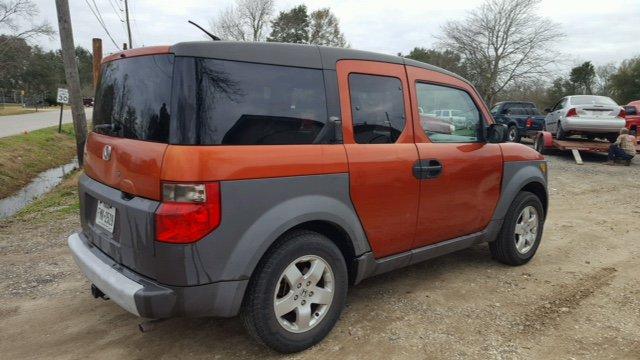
[56,88,69,104]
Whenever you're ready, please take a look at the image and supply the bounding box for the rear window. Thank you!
[93,55,174,142]
[172,58,329,145]
[570,95,617,106]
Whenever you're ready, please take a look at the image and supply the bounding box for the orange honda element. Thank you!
[68,41,548,353]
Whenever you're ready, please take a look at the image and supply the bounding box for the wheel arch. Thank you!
[521,181,548,218]
[493,161,548,221]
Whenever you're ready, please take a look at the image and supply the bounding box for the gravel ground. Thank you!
[1,149,640,359]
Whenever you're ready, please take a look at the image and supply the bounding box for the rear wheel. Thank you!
[241,230,348,353]
[490,192,544,266]
[534,135,547,155]
[555,121,566,140]
[507,125,520,143]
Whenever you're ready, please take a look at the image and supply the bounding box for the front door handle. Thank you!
[413,159,443,179]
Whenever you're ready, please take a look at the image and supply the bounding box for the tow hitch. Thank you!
[91,284,109,300]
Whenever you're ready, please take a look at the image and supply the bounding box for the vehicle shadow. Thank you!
[89,244,510,358]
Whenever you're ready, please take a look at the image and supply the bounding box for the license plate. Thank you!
[95,201,116,234]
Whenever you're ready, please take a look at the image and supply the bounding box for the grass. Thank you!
[13,171,81,221]
[0,104,56,116]
[0,123,77,199]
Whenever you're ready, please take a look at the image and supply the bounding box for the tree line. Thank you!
[0,0,93,105]
[2,0,639,109]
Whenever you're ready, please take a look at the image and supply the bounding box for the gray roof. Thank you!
[170,41,470,85]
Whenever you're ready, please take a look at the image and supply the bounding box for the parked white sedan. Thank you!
[544,95,625,142]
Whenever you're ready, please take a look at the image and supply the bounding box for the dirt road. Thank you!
[1,151,639,359]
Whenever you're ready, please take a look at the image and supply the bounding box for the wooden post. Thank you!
[55,0,88,166]
[92,38,102,91]
[58,104,64,133]
[124,0,133,49]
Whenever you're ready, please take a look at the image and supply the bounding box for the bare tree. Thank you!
[0,0,54,48]
[438,0,563,104]
[209,0,274,42]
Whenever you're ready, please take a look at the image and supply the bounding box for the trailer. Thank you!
[533,131,640,164]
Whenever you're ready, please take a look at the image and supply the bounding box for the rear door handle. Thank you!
[413,159,443,179]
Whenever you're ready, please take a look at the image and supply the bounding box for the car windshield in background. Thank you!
[171,58,329,145]
[570,95,617,106]
[93,55,174,142]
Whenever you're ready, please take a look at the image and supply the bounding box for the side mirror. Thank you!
[624,106,637,116]
[500,108,509,115]
[544,107,552,114]
[486,123,508,143]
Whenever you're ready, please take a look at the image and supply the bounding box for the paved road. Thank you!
[0,109,92,138]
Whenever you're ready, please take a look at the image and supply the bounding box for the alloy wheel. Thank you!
[514,206,539,254]
[273,255,335,333]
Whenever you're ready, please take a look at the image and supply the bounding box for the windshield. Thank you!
[93,55,174,142]
[570,95,617,106]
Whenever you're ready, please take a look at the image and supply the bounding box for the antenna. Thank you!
[188,20,221,41]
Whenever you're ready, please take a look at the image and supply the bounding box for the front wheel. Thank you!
[241,230,348,353]
[490,192,544,266]
[507,125,520,142]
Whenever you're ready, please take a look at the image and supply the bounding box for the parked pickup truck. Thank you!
[624,101,640,140]
[490,101,546,142]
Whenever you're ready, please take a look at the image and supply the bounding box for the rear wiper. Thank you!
[94,123,121,134]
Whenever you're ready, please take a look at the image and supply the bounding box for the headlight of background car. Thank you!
[449,124,456,133]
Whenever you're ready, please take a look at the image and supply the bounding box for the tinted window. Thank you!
[416,83,481,143]
[349,74,405,144]
[172,58,329,145]
[93,55,173,142]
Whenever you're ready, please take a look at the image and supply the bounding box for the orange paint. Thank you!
[336,60,420,258]
[84,132,167,200]
[500,142,544,162]
[101,46,172,64]
[161,145,348,182]
[405,65,503,247]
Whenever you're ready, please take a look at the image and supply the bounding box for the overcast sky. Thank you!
[32,0,640,75]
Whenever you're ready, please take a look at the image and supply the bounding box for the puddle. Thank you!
[0,159,79,219]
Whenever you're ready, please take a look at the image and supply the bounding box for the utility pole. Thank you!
[92,38,103,91]
[124,0,133,49]
[55,0,88,166]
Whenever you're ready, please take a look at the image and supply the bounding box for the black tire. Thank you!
[555,121,566,140]
[241,230,348,353]
[534,135,547,155]
[507,125,521,143]
[490,191,544,266]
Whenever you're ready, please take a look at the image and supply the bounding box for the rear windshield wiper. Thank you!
[94,123,121,135]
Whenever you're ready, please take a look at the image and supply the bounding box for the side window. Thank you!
[349,74,406,144]
[416,83,481,143]
[172,58,330,145]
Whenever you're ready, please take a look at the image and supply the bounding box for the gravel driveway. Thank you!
[1,151,639,359]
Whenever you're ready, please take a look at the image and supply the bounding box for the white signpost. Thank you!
[57,88,69,133]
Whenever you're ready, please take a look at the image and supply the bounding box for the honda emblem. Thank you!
[102,145,112,161]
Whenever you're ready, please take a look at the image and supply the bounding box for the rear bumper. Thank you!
[563,117,625,133]
[68,233,247,319]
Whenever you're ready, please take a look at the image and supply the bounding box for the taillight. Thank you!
[566,108,578,117]
[618,109,626,118]
[155,183,221,244]
[526,118,533,128]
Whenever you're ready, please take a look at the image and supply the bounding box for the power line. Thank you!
[107,0,125,23]
[84,0,121,50]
